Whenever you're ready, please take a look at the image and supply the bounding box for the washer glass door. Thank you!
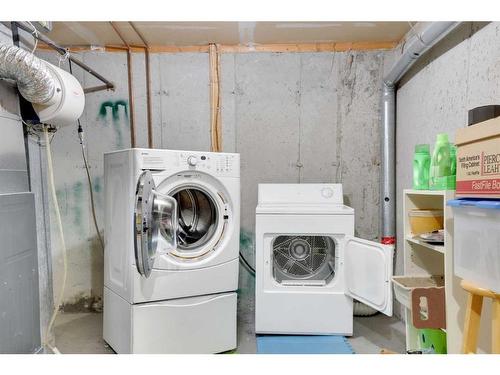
[134,171,178,278]
[175,188,217,249]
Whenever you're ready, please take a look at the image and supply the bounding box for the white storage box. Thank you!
[447,199,500,293]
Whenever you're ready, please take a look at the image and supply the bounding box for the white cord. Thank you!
[26,21,38,54]
[43,126,67,354]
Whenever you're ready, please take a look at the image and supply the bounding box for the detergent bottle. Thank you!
[413,144,431,190]
[449,144,457,189]
[429,133,453,190]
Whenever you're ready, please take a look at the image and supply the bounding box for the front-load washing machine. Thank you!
[103,148,240,353]
[255,183,393,335]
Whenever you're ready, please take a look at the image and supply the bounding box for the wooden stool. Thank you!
[461,280,500,354]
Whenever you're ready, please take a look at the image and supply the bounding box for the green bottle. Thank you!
[449,144,457,190]
[413,144,431,190]
[430,133,453,190]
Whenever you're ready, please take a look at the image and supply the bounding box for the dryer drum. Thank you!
[172,188,218,251]
[272,235,336,284]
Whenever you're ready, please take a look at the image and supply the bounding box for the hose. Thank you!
[43,126,67,353]
[239,252,255,276]
[70,59,104,254]
[78,122,104,253]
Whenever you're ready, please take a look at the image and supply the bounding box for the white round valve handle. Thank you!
[187,156,198,166]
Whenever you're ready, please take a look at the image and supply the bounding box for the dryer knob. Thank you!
[187,156,198,166]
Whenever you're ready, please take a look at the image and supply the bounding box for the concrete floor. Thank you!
[54,311,405,354]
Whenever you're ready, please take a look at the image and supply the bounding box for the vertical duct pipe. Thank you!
[380,22,460,245]
[381,83,396,244]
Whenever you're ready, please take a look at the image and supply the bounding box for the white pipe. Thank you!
[380,22,460,243]
[43,127,67,354]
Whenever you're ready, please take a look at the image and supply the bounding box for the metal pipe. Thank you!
[380,83,396,243]
[129,22,153,149]
[384,22,459,86]
[110,22,136,148]
[380,22,460,244]
[83,84,111,94]
[13,21,115,92]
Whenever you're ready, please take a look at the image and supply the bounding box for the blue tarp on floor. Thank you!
[256,335,355,354]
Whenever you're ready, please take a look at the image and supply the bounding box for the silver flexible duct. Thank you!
[0,43,56,104]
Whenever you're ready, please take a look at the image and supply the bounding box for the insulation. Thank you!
[0,43,56,104]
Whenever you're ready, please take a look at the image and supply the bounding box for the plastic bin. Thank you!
[447,199,500,293]
[408,209,444,235]
[392,276,444,310]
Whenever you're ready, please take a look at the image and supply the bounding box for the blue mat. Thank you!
[256,335,355,354]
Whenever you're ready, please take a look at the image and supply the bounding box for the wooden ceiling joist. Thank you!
[38,40,397,54]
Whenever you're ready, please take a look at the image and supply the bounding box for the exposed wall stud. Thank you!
[109,22,136,148]
[209,43,222,152]
[129,22,154,148]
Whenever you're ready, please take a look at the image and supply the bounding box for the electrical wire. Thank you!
[78,120,105,253]
[43,126,67,354]
[239,252,255,276]
[69,59,105,254]
[26,21,38,54]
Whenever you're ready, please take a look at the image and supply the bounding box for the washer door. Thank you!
[134,171,178,278]
[155,172,231,264]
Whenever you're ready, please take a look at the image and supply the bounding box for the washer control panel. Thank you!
[179,152,239,177]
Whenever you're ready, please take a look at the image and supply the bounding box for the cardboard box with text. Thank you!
[455,116,500,198]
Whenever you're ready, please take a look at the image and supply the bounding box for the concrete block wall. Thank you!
[37,48,389,310]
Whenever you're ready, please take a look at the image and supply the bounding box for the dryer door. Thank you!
[134,171,178,278]
[344,236,393,316]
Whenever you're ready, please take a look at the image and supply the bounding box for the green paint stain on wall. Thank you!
[98,100,128,122]
[98,101,114,119]
[73,181,84,228]
[239,230,254,252]
[98,100,129,148]
[93,176,102,193]
[114,100,128,121]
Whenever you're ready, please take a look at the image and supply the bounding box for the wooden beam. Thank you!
[209,44,222,152]
[109,22,136,148]
[37,41,397,54]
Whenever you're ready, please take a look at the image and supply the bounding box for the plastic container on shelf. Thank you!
[447,199,500,293]
[408,209,444,235]
[391,276,444,310]
[430,133,454,190]
[413,144,431,190]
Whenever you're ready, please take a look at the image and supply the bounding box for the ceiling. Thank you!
[45,22,412,47]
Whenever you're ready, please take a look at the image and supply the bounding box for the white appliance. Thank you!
[255,184,393,335]
[103,148,240,353]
